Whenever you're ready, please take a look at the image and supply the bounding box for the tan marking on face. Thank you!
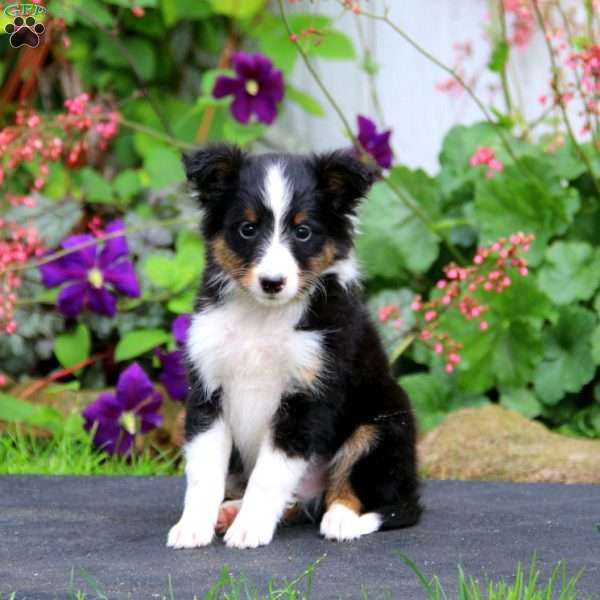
[240,267,255,291]
[306,240,337,276]
[292,210,308,226]
[211,237,244,278]
[325,424,378,512]
[244,207,258,223]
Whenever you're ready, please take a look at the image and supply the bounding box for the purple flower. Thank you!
[356,115,393,169]
[39,219,140,317]
[82,362,163,455]
[157,314,191,402]
[172,314,191,346]
[158,350,188,401]
[213,52,284,125]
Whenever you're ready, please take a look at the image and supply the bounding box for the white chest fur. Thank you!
[186,294,323,470]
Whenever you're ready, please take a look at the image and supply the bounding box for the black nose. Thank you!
[260,276,286,294]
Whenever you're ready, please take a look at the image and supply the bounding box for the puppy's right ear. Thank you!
[183,144,243,204]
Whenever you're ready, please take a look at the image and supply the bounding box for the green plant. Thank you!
[400,553,587,600]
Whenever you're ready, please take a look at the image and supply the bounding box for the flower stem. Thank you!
[118,117,195,150]
[532,0,600,198]
[277,0,357,146]
[19,351,111,399]
[390,333,416,363]
[497,0,514,114]
[6,216,189,274]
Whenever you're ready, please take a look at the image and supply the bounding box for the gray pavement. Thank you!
[1,476,599,599]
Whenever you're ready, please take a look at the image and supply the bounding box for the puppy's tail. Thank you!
[363,498,423,533]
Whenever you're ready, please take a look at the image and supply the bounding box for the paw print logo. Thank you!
[5,15,45,48]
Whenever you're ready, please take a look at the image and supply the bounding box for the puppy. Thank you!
[167,145,422,549]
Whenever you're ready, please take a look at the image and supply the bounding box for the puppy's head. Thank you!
[184,144,378,305]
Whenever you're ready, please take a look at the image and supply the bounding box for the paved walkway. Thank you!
[1,477,599,599]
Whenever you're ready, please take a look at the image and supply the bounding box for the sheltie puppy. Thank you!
[167,145,422,549]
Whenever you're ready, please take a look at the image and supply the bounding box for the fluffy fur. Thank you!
[167,145,422,550]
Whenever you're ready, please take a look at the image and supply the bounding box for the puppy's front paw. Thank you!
[224,507,277,549]
[167,517,214,549]
[320,504,363,542]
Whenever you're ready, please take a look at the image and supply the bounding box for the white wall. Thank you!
[277,1,558,174]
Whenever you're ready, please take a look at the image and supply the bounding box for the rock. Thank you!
[418,404,600,484]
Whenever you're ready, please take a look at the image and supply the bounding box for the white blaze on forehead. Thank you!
[262,162,292,225]
[251,162,299,303]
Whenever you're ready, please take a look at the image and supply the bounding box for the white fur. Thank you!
[225,437,307,548]
[186,291,322,471]
[323,252,361,289]
[167,418,232,548]
[250,163,300,304]
[320,503,382,542]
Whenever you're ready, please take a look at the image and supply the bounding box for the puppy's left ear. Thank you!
[312,150,380,213]
[183,144,243,205]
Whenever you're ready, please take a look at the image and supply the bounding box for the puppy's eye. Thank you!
[239,222,258,239]
[294,224,312,242]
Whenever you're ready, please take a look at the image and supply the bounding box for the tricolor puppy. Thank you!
[167,145,422,549]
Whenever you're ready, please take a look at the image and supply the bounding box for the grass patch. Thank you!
[0,426,182,476]
[400,553,588,600]
[3,555,589,600]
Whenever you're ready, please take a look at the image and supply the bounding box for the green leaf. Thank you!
[534,305,597,405]
[114,328,171,362]
[287,14,331,31]
[145,255,179,289]
[161,0,213,27]
[54,323,91,370]
[210,0,265,18]
[399,373,488,432]
[308,31,355,60]
[78,167,114,204]
[105,0,158,6]
[143,146,186,188]
[176,229,203,256]
[538,241,600,304]
[223,119,267,146]
[286,84,325,116]
[0,392,63,432]
[356,167,440,278]
[95,35,156,80]
[499,388,542,418]
[488,40,509,73]
[112,169,142,203]
[145,231,204,294]
[127,38,157,80]
[473,155,580,263]
[168,287,197,314]
[75,0,115,27]
[257,27,298,74]
[591,324,600,364]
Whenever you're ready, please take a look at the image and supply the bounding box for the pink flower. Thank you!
[470,146,504,178]
[378,304,399,322]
